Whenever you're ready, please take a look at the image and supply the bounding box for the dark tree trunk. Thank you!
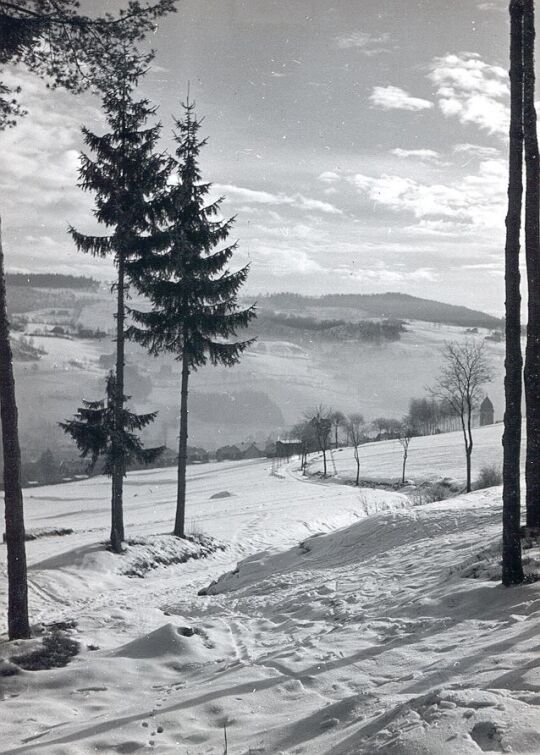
[111,251,126,553]
[322,448,327,477]
[402,449,408,484]
[459,414,473,493]
[354,448,360,486]
[502,0,525,585]
[523,0,540,531]
[466,404,474,493]
[174,348,189,538]
[0,216,30,639]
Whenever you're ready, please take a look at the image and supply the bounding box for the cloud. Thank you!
[255,247,326,276]
[477,2,505,11]
[349,158,506,230]
[369,85,434,112]
[335,31,392,56]
[390,148,442,163]
[318,170,341,184]
[429,53,509,135]
[339,262,438,285]
[214,183,343,215]
[453,143,501,159]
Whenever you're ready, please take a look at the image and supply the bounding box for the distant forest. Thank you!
[6,273,100,291]
[254,292,502,330]
[251,311,406,343]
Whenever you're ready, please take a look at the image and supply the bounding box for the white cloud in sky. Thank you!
[318,170,341,183]
[336,31,392,56]
[429,53,509,135]
[214,183,343,215]
[370,85,434,112]
[453,143,501,159]
[346,266,438,284]
[390,148,442,162]
[350,158,506,229]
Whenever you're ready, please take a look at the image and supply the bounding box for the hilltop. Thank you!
[255,292,502,330]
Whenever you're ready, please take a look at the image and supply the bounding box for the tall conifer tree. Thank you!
[70,62,170,552]
[128,101,256,537]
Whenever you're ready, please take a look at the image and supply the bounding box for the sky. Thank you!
[0,0,518,314]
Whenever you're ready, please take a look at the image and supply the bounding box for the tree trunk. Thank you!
[466,404,474,493]
[0,216,30,639]
[174,348,189,537]
[322,449,327,477]
[111,251,126,553]
[459,414,471,492]
[402,449,407,484]
[523,0,540,531]
[502,0,525,586]
[355,448,360,486]
[466,447,472,493]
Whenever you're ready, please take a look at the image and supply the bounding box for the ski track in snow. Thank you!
[1,424,540,754]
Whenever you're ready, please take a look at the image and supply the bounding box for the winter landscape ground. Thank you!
[2,423,540,754]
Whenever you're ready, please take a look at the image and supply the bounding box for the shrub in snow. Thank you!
[122,534,226,578]
[475,464,503,490]
[11,625,79,671]
[410,480,458,505]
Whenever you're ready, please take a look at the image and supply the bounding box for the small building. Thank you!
[187,446,209,464]
[275,439,303,459]
[216,445,242,462]
[238,442,263,460]
[480,396,495,426]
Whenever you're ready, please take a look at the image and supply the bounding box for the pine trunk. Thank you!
[174,349,189,538]
[523,0,540,531]
[0,216,30,639]
[111,251,126,553]
[502,0,525,586]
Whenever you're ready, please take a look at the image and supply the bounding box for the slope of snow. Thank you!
[308,423,505,486]
[1,436,540,754]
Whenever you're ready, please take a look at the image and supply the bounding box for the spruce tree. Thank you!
[127,101,256,537]
[69,64,170,552]
[60,372,164,479]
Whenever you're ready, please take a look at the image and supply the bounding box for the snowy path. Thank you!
[2,441,540,753]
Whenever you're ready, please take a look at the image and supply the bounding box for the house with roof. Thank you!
[479,396,495,426]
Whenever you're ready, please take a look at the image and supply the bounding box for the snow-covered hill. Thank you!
[1,431,540,754]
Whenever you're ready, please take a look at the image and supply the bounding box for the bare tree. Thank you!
[306,405,332,477]
[398,423,413,485]
[330,410,346,449]
[347,413,364,486]
[501,0,525,586]
[431,340,493,492]
[289,420,317,472]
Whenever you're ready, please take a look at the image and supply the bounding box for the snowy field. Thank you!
[309,423,506,486]
[1,428,540,754]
